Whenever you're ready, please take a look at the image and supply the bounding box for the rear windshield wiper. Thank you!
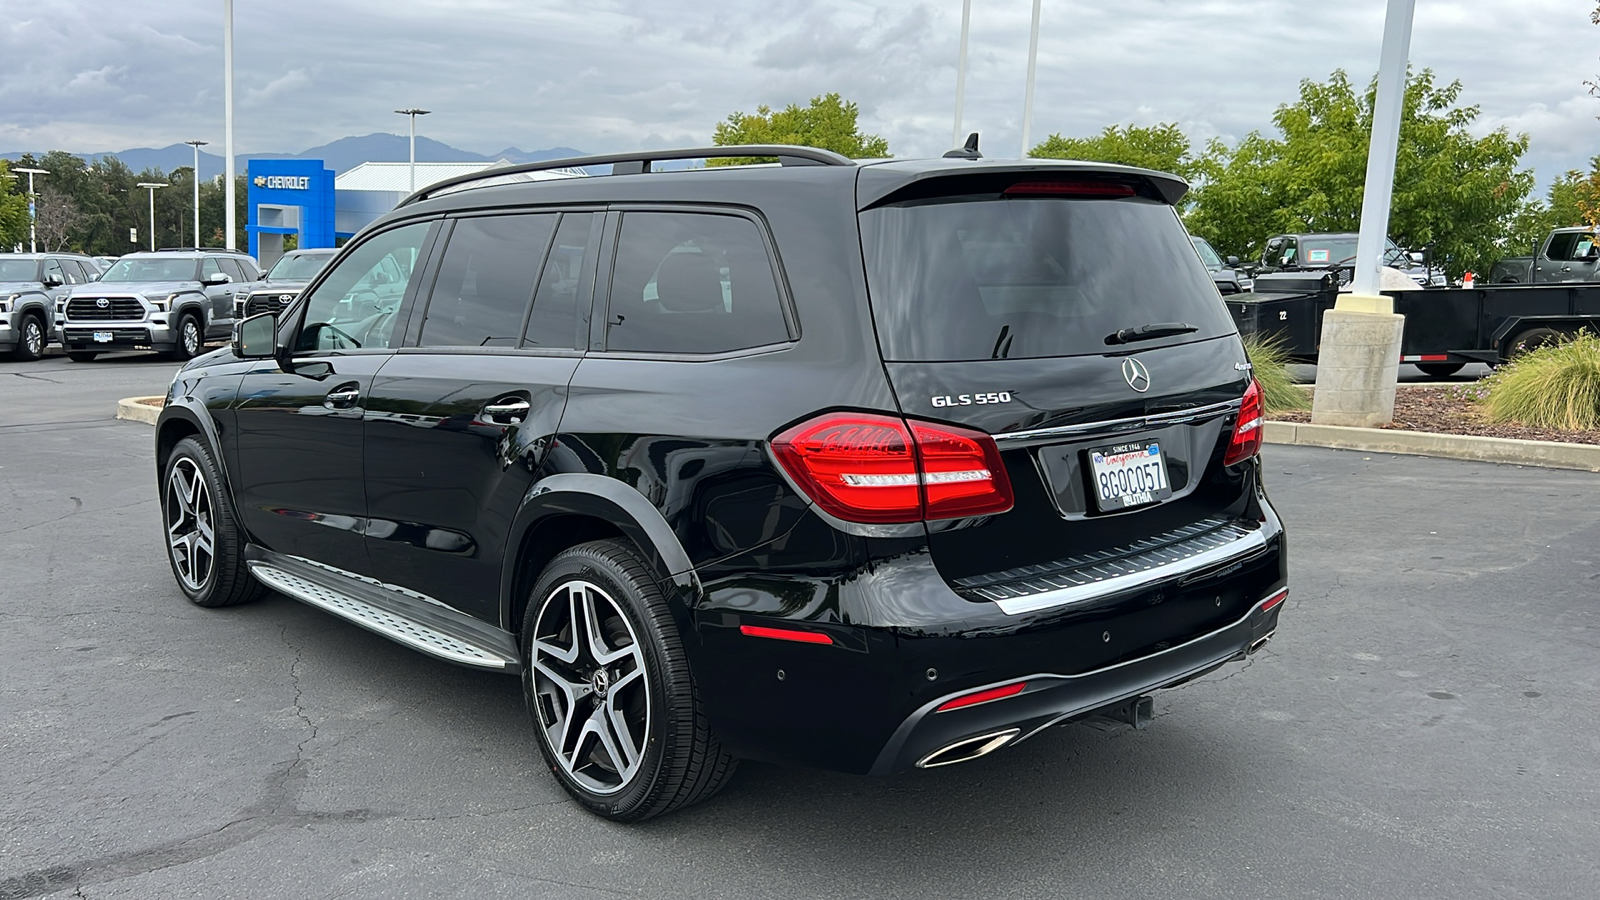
[1105,322,1199,345]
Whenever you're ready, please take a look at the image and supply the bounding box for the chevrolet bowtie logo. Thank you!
[252,176,267,187]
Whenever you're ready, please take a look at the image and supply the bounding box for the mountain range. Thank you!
[1,133,585,179]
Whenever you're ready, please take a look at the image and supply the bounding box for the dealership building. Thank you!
[246,158,583,265]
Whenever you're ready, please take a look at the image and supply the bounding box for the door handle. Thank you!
[325,383,361,409]
[481,398,530,424]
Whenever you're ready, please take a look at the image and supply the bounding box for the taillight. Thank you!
[1223,378,1264,466]
[1003,181,1136,197]
[771,412,1014,524]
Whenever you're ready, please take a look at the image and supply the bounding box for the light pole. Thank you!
[184,140,208,248]
[137,182,168,251]
[14,166,48,253]
[951,0,972,149]
[224,0,236,250]
[394,108,431,193]
[1020,0,1042,156]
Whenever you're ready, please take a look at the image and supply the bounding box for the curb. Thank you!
[115,396,164,426]
[1264,420,1600,472]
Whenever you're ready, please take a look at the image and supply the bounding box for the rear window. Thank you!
[860,193,1236,361]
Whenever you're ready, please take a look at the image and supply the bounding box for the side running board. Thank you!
[245,550,521,673]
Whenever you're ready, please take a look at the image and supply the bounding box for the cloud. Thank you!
[0,0,1595,191]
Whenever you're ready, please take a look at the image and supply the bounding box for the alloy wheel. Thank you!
[165,457,215,591]
[182,319,201,356]
[530,580,651,795]
[24,319,43,356]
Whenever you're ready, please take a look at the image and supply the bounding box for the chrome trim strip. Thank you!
[991,398,1241,448]
[990,525,1268,616]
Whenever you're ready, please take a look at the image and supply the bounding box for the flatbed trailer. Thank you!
[1229,271,1600,376]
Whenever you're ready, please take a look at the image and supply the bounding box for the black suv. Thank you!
[155,145,1287,822]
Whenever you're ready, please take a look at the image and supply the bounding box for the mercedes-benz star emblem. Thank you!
[1121,357,1151,393]
[95,298,109,308]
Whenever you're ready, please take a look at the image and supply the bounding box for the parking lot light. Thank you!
[137,182,168,251]
[14,166,49,253]
[184,141,208,248]
[394,108,432,193]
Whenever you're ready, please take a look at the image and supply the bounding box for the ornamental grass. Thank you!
[1480,331,1600,430]
[1242,333,1309,415]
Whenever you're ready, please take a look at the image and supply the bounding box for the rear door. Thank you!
[361,210,599,620]
[857,172,1254,587]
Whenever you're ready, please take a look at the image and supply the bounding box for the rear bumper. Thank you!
[867,590,1283,774]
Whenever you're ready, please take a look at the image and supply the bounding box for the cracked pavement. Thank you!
[2,352,1598,899]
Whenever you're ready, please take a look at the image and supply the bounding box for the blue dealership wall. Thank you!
[246,159,335,258]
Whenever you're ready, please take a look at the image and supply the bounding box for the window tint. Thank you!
[296,221,431,352]
[525,212,597,348]
[1546,232,1596,261]
[42,259,65,285]
[605,212,788,354]
[860,194,1236,361]
[201,257,223,281]
[220,258,250,283]
[420,214,556,348]
[56,259,86,284]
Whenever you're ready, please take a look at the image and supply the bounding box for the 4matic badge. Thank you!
[930,391,1013,408]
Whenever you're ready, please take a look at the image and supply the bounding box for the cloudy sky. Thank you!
[4,0,1597,189]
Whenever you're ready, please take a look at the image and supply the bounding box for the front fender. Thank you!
[498,472,700,630]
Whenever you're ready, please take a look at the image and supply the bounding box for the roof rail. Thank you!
[401,144,856,206]
[154,247,237,253]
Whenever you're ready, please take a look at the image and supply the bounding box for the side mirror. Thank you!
[1226,255,1240,267]
[1408,251,1425,264]
[42,274,64,288]
[233,312,280,359]
[204,272,231,286]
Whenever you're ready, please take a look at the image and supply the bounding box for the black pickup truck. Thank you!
[1231,270,1600,377]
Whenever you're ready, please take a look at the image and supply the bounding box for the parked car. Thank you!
[1488,227,1599,284]
[1257,232,1445,288]
[236,248,338,320]
[58,249,260,362]
[0,252,101,361]
[1191,236,1252,294]
[156,144,1288,821]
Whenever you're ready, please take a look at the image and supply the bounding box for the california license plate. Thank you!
[1088,441,1171,511]
[93,331,113,343]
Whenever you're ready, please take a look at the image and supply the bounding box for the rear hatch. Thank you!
[857,168,1256,598]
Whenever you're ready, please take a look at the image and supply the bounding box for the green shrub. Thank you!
[1242,333,1309,414]
[1481,331,1600,429]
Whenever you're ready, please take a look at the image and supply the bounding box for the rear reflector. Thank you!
[1004,181,1135,197]
[1260,588,1288,612]
[1223,377,1264,466]
[772,412,1014,524]
[936,681,1027,713]
[739,624,834,645]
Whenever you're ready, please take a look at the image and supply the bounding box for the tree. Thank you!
[1028,123,1197,181]
[1186,69,1533,278]
[710,93,889,165]
[0,161,29,250]
[1506,158,1600,257]
[32,187,82,251]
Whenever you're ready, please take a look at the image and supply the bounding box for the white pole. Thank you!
[1350,0,1415,298]
[148,188,156,251]
[952,0,972,148]
[186,140,207,248]
[1021,0,1042,156]
[409,114,416,192]
[27,171,37,253]
[223,0,236,250]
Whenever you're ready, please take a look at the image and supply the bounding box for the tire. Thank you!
[161,436,265,608]
[67,351,99,363]
[522,539,737,822]
[169,312,204,361]
[12,313,47,362]
[1498,276,1519,284]
[1504,327,1564,360]
[1415,362,1465,378]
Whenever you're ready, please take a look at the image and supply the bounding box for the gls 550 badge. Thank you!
[931,391,1013,408]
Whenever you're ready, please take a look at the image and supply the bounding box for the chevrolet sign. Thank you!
[253,175,311,190]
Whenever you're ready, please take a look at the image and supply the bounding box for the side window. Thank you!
[295,221,431,352]
[419,214,557,348]
[42,259,65,285]
[56,259,85,284]
[525,212,598,348]
[201,257,224,282]
[221,258,250,283]
[605,211,789,354]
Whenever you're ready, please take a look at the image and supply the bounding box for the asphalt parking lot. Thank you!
[2,353,1597,899]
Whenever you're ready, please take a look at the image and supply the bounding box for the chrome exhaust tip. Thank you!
[915,728,1021,769]
[1248,631,1275,654]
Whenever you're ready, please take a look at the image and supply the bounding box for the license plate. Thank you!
[1088,441,1171,511]
[93,331,113,343]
